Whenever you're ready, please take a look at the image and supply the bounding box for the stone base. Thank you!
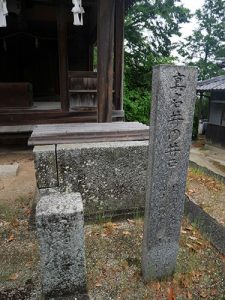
[36,191,87,297]
[0,163,19,177]
[34,141,148,216]
[142,242,179,280]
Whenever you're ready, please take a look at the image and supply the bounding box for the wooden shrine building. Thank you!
[197,75,225,147]
[0,0,135,126]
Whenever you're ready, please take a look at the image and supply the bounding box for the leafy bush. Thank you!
[124,86,151,125]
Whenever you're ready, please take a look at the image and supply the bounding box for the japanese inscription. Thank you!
[142,65,198,281]
[165,72,187,168]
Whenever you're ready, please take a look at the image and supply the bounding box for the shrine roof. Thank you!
[197,75,225,92]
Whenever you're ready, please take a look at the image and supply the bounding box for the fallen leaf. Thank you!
[25,262,33,268]
[121,260,129,270]
[156,282,161,290]
[11,219,20,228]
[191,271,202,283]
[127,219,135,224]
[186,243,197,252]
[7,234,15,242]
[188,189,195,194]
[103,222,119,229]
[210,289,217,296]
[181,230,187,234]
[196,241,203,246]
[187,291,192,299]
[185,226,193,231]
[189,236,198,241]
[179,277,189,288]
[167,287,176,300]
[200,291,208,298]
[95,282,102,287]
[122,231,131,236]
[24,208,31,217]
[9,273,19,281]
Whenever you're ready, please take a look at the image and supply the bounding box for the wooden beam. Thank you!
[0,109,124,126]
[114,0,125,111]
[57,0,69,112]
[97,0,115,123]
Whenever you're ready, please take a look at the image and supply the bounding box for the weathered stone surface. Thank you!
[0,163,19,177]
[36,192,87,297]
[57,141,148,215]
[184,196,225,255]
[142,65,198,280]
[33,145,58,189]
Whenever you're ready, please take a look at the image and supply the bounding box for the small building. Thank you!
[197,75,225,147]
[0,0,135,126]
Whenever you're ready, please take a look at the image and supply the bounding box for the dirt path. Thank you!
[0,150,36,205]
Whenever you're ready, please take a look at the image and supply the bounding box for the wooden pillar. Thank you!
[114,0,125,111]
[199,91,203,120]
[97,0,115,122]
[57,0,69,112]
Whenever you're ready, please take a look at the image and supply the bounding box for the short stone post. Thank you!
[142,65,198,280]
[36,191,87,297]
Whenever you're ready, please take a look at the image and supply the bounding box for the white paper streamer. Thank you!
[0,0,8,27]
[72,0,85,26]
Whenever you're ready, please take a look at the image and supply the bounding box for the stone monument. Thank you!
[142,65,198,280]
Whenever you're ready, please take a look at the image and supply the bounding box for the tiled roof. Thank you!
[197,75,225,91]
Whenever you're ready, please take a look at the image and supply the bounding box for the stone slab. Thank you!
[57,141,148,215]
[142,65,198,280]
[28,122,149,146]
[189,160,225,184]
[36,192,87,297]
[184,196,225,255]
[33,145,58,189]
[0,163,19,177]
[0,125,35,133]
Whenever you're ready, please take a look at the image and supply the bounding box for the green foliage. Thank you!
[178,0,225,79]
[123,0,191,124]
[125,0,190,57]
[124,52,174,91]
[123,86,151,124]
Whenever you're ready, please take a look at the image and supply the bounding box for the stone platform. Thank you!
[32,122,149,217]
[34,141,148,217]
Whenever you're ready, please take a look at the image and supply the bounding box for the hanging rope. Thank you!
[72,0,85,26]
[0,0,8,27]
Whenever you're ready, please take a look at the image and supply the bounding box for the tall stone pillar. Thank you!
[142,65,198,280]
